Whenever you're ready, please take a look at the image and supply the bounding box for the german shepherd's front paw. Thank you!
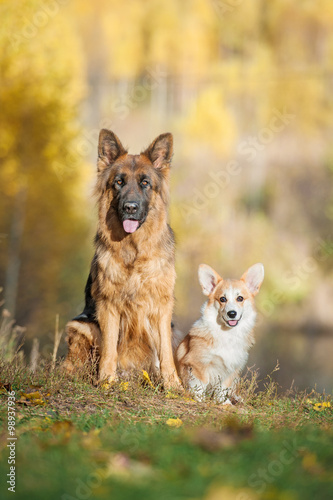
[62,358,75,375]
[164,374,184,392]
[98,370,118,386]
[98,377,119,390]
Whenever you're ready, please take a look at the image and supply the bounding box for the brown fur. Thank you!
[176,329,214,385]
[62,321,100,375]
[64,130,181,389]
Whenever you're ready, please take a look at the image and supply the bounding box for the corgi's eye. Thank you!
[237,296,244,302]
[220,297,227,303]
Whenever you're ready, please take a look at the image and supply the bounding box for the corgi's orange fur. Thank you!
[176,263,264,402]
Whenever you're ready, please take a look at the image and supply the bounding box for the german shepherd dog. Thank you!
[63,129,181,389]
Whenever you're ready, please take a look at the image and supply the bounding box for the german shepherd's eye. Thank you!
[237,296,244,302]
[115,178,124,187]
[141,179,150,188]
[220,296,227,303]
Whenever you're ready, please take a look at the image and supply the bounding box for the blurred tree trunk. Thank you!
[5,185,27,317]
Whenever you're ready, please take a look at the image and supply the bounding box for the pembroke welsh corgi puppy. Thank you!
[176,263,264,403]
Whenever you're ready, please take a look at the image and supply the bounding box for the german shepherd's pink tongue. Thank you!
[123,220,139,233]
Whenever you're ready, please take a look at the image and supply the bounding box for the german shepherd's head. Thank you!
[95,130,173,238]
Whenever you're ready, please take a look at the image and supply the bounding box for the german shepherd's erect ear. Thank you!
[143,133,173,170]
[98,129,127,171]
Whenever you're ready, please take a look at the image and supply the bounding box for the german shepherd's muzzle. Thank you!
[111,165,152,234]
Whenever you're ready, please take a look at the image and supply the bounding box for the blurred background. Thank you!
[1,0,332,392]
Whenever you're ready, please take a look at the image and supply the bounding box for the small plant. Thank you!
[0,289,25,363]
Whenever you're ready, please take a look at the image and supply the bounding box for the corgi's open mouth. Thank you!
[223,316,242,328]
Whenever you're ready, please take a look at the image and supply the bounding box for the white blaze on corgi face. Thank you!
[198,263,264,330]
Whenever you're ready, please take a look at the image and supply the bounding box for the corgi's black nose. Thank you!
[227,310,237,318]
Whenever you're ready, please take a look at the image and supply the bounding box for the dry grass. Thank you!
[0,333,332,500]
[0,353,331,433]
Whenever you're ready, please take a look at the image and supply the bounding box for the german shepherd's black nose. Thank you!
[124,202,139,214]
[227,310,237,318]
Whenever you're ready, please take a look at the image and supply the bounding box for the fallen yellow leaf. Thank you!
[22,391,42,400]
[166,418,183,428]
[142,370,155,389]
[101,382,112,391]
[204,485,259,500]
[32,399,46,406]
[302,452,317,471]
[165,391,179,399]
[313,401,331,411]
[51,420,73,434]
[119,382,129,391]
[20,391,46,405]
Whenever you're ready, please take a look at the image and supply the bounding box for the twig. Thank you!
[51,314,63,370]
[29,338,39,373]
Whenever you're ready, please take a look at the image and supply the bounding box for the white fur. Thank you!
[189,300,256,402]
[177,263,264,403]
[202,300,256,377]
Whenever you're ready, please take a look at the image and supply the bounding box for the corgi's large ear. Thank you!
[143,133,173,170]
[198,264,221,296]
[241,263,264,296]
[98,129,127,172]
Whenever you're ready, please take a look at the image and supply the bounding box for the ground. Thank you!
[0,361,332,500]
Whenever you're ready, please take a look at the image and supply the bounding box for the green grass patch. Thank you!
[0,361,332,499]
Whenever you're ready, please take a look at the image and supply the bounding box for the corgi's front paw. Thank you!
[194,392,207,402]
[213,388,229,404]
[231,393,243,403]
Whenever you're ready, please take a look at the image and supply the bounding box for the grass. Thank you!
[0,357,332,500]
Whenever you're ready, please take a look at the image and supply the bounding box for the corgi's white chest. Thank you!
[211,332,249,374]
[201,304,255,382]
